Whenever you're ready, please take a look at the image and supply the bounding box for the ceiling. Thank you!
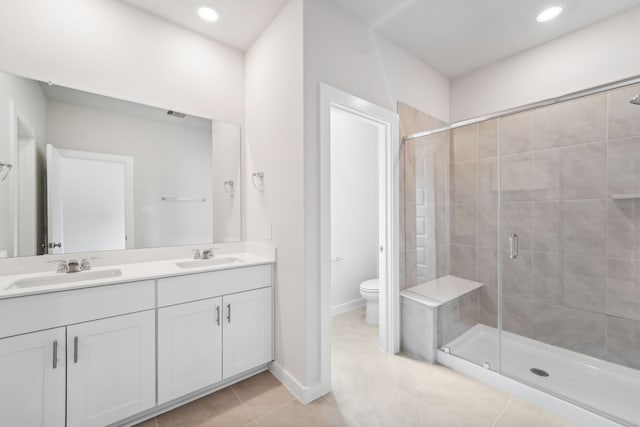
[42,83,211,131]
[329,0,640,78]
[117,0,640,79]
[118,0,288,51]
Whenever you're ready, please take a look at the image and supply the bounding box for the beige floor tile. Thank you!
[355,350,439,394]
[493,399,576,427]
[370,395,471,427]
[255,396,359,427]
[329,362,410,426]
[155,387,252,427]
[231,371,296,420]
[135,418,158,427]
[410,368,510,426]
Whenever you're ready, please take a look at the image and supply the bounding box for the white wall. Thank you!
[46,101,213,248]
[451,6,640,121]
[330,109,379,309]
[244,0,306,384]
[212,121,242,243]
[0,72,47,257]
[0,0,244,125]
[302,0,450,387]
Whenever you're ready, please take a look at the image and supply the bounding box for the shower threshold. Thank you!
[445,324,640,426]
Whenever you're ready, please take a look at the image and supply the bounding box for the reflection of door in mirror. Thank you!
[7,104,38,258]
[46,145,134,254]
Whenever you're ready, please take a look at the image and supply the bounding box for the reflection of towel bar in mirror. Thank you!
[251,172,265,192]
[161,197,207,202]
[0,162,13,182]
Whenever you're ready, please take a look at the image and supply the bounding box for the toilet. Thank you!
[359,278,379,325]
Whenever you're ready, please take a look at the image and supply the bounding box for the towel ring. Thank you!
[224,180,235,195]
[251,172,265,192]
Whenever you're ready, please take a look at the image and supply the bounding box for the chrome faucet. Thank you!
[202,249,215,259]
[80,258,91,271]
[193,249,202,260]
[48,259,69,273]
[55,260,68,273]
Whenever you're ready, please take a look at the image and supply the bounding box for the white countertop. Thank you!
[400,275,483,308]
[0,252,275,300]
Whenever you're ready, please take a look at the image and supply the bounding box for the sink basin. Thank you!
[175,257,243,269]
[9,269,123,289]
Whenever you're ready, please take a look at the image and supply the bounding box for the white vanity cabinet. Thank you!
[0,261,274,426]
[0,279,156,427]
[158,298,223,404]
[0,328,66,427]
[66,310,156,427]
[222,287,272,379]
[157,265,273,402]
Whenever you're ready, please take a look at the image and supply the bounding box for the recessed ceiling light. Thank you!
[197,6,219,23]
[536,6,563,22]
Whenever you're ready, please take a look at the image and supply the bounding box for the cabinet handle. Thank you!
[53,340,58,369]
[216,305,220,326]
[73,336,78,363]
[226,304,231,323]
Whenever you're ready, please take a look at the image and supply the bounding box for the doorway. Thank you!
[319,84,400,393]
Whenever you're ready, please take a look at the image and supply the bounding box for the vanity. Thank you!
[0,249,275,427]
[0,51,272,427]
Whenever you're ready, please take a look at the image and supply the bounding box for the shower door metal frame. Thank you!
[403,74,640,142]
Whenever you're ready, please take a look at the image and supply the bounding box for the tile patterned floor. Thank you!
[137,307,574,427]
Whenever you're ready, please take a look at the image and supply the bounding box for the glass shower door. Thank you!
[498,83,640,425]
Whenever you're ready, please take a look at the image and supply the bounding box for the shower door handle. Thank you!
[509,234,519,260]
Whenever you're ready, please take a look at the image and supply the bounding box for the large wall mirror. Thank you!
[0,70,241,258]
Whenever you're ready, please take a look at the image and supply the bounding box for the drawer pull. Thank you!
[74,336,78,363]
[216,305,220,326]
[53,341,58,369]
[226,304,231,323]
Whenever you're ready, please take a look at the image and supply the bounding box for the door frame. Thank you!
[319,83,400,390]
[8,101,37,257]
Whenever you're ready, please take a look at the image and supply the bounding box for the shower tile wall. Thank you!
[448,83,640,370]
[399,102,447,289]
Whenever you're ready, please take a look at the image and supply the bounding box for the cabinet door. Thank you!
[223,287,272,379]
[158,297,223,403]
[66,311,155,427]
[0,328,66,427]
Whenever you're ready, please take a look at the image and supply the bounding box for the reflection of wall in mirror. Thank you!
[46,99,214,249]
[0,71,47,258]
[212,121,241,242]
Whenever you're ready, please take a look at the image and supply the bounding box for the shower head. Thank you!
[631,94,640,105]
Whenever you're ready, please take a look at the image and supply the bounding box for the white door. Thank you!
[66,311,155,427]
[158,297,223,403]
[46,144,65,254]
[222,287,272,379]
[46,144,134,254]
[0,328,66,427]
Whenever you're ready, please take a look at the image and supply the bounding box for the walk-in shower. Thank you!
[403,77,640,426]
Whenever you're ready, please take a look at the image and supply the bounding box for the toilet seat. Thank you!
[359,279,379,293]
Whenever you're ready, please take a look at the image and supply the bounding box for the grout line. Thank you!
[489,397,513,427]
[367,390,413,426]
[230,386,259,424]
[251,399,297,425]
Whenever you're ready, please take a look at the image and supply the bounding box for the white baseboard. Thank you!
[437,350,621,427]
[269,362,330,404]
[331,298,365,316]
